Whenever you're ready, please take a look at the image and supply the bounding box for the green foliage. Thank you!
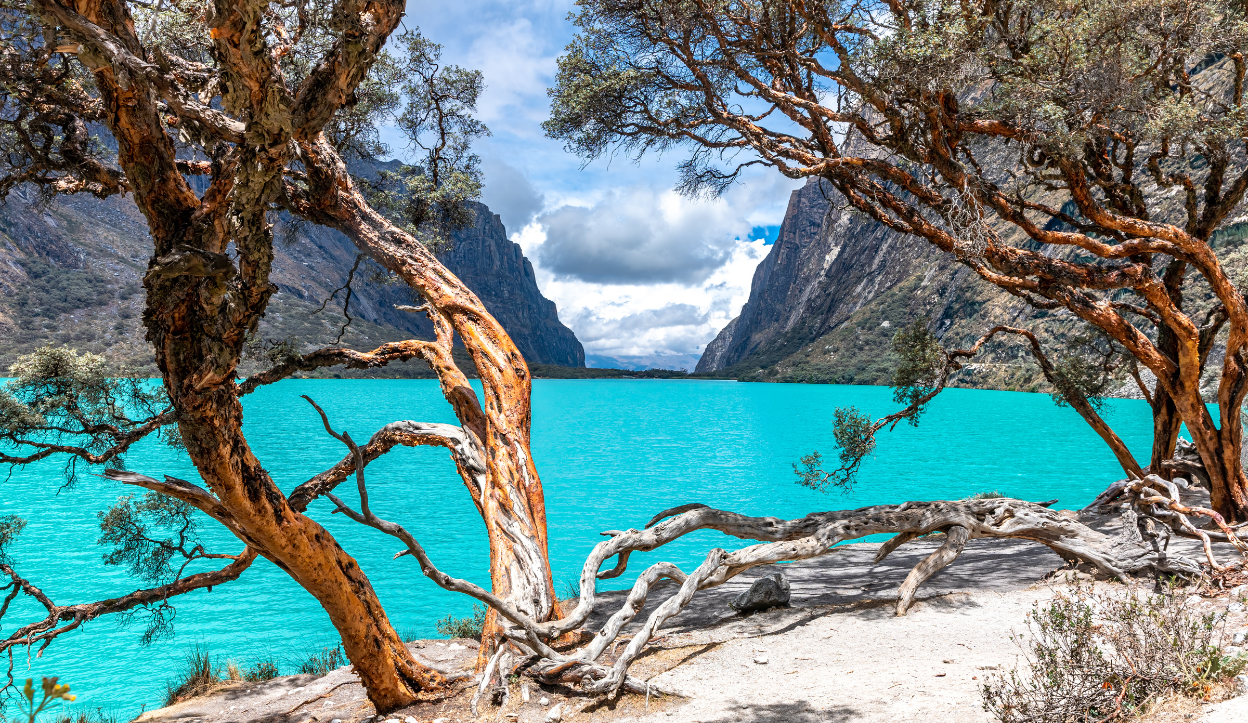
[49,709,117,723]
[435,604,487,639]
[549,1,1248,193]
[164,646,221,706]
[97,492,201,585]
[96,491,223,645]
[890,319,946,425]
[242,335,304,368]
[978,490,1009,500]
[0,346,178,481]
[982,581,1244,721]
[242,659,280,683]
[794,406,876,493]
[161,647,277,702]
[359,30,489,251]
[295,646,345,676]
[13,259,111,321]
[0,514,27,564]
[1048,333,1118,412]
[529,365,691,379]
[964,491,1006,500]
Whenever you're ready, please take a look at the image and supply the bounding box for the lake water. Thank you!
[1,380,1156,718]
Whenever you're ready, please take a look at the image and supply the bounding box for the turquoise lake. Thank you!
[0,380,1157,718]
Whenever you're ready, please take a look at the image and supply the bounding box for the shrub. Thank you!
[965,491,1006,500]
[164,646,221,706]
[982,581,1247,722]
[296,646,345,675]
[243,659,280,682]
[51,710,116,723]
[435,604,487,639]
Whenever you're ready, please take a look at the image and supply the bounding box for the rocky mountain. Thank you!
[697,120,1248,392]
[0,183,583,375]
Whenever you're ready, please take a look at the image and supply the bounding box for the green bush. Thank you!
[965,491,1006,500]
[982,580,1245,721]
[14,259,112,320]
[435,604,487,639]
[243,659,280,682]
[295,646,345,675]
[164,646,221,706]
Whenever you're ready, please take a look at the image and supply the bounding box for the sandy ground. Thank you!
[136,529,1248,723]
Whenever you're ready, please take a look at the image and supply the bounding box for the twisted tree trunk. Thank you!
[41,0,541,710]
[290,137,561,656]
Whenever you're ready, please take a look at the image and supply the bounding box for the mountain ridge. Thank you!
[0,180,584,374]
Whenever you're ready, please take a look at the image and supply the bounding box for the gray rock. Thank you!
[1233,630,1248,646]
[1235,674,1248,697]
[730,573,791,612]
[545,703,564,722]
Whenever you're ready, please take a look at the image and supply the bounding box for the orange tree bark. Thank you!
[287,136,561,656]
[23,0,562,709]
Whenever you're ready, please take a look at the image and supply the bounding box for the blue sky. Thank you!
[395,1,804,361]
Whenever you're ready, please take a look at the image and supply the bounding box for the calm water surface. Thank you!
[1,380,1155,717]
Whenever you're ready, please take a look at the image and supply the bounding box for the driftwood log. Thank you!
[1084,473,1248,570]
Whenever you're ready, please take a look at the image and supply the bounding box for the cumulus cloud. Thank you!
[463,17,558,129]
[514,223,771,356]
[481,159,545,231]
[536,187,753,285]
[399,1,808,359]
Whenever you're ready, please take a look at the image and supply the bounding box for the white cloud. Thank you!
[481,158,545,231]
[463,17,558,130]
[399,1,806,360]
[536,187,746,285]
[516,222,769,356]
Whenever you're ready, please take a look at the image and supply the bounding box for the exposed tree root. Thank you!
[1084,473,1248,570]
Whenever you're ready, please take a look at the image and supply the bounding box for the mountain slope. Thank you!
[0,186,583,373]
[695,177,1058,388]
[698,57,1248,391]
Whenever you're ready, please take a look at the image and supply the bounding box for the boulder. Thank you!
[730,572,791,612]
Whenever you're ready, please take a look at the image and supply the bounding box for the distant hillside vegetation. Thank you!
[0,163,584,376]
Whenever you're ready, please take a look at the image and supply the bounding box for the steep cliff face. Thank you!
[695,178,1084,389]
[0,187,583,371]
[439,205,584,367]
[698,58,1248,391]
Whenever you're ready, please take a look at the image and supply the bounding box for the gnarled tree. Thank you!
[0,0,559,710]
[547,0,1248,521]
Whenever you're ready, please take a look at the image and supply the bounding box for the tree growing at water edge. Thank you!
[546,0,1248,521]
[0,0,559,709]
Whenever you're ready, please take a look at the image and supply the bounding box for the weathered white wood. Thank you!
[895,526,970,615]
